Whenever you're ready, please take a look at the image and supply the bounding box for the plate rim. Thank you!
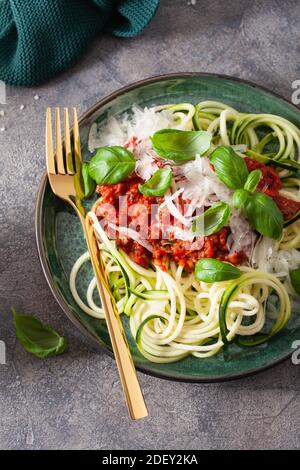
[35,71,299,383]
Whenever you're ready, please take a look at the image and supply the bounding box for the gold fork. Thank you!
[46,107,148,420]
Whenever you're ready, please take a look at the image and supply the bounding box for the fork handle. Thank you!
[78,212,148,420]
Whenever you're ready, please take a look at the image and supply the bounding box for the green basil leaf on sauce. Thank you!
[151,129,212,161]
[192,201,231,236]
[290,267,300,295]
[82,162,96,198]
[210,146,249,189]
[232,189,250,210]
[195,259,241,283]
[244,192,283,240]
[12,308,66,358]
[88,146,135,184]
[244,169,262,193]
[138,168,173,196]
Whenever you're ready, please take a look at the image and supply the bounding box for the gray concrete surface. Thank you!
[0,0,300,450]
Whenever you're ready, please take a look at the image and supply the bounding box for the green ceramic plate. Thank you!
[35,73,300,382]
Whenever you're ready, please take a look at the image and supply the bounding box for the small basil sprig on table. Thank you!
[192,201,231,237]
[290,267,300,295]
[12,308,66,358]
[210,146,283,240]
[138,168,172,196]
[195,258,241,283]
[88,146,135,184]
[151,129,212,161]
[81,162,96,198]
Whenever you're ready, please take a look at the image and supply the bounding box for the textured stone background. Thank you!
[0,0,300,450]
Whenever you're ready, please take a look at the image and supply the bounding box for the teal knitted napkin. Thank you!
[0,0,160,86]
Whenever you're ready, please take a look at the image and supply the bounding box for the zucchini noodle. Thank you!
[281,220,300,250]
[193,100,300,162]
[71,99,300,364]
[68,211,291,363]
[279,188,300,249]
[155,103,195,130]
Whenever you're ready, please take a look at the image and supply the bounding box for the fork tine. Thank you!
[73,107,82,163]
[64,108,75,174]
[46,108,56,175]
[55,108,65,174]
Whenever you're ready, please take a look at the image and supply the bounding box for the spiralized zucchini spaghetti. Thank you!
[69,100,300,363]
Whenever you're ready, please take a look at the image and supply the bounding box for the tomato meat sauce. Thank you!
[244,157,300,220]
[95,176,245,272]
[95,158,299,273]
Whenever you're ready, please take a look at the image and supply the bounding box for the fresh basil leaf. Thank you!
[151,129,211,161]
[244,192,283,240]
[88,146,135,184]
[210,146,249,189]
[195,258,241,283]
[12,308,66,358]
[244,169,262,193]
[232,189,249,210]
[138,168,172,196]
[290,267,300,295]
[192,201,231,236]
[82,162,96,198]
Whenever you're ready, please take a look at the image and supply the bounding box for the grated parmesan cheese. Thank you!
[88,105,174,152]
[252,237,300,278]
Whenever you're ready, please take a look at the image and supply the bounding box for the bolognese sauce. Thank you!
[94,158,300,272]
[95,175,246,272]
[244,157,300,220]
